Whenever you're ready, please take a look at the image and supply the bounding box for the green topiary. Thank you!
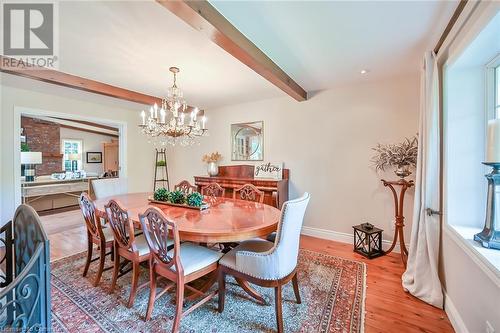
[168,190,186,204]
[187,192,204,207]
[154,188,169,202]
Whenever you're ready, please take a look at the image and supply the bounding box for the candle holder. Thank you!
[474,162,500,250]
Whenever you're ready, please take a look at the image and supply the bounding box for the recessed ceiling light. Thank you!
[360,69,369,74]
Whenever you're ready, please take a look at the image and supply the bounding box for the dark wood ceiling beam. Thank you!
[0,55,203,114]
[157,0,307,102]
[1,55,161,105]
[59,124,119,138]
[54,118,119,131]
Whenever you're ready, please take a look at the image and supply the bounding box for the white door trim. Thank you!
[13,106,128,208]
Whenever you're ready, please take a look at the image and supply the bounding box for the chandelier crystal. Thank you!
[139,67,207,146]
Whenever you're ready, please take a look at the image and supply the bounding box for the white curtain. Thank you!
[402,51,443,308]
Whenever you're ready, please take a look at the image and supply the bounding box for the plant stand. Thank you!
[153,149,170,192]
[381,179,414,267]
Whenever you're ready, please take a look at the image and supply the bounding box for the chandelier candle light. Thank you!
[139,67,208,146]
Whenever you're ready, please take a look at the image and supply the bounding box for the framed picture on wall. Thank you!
[86,152,102,163]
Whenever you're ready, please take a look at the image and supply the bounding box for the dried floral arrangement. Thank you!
[371,135,418,171]
[202,151,222,163]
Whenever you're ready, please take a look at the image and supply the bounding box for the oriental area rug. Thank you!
[50,249,366,333]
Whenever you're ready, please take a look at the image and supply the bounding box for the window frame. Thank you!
[61,138,83,171]
[485,53,500,121]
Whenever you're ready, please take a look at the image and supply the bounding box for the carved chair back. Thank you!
[138,207,182,275]
[105,200,137,252]
[201,183,225,198]
[174,180,197,195]
[233,183,264,203]
[79,192,104,240]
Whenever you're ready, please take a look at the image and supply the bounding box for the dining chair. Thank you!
[218,192,311,333]
[174,180,197,195]
[105,199,151,308]
[79,192,114,287]
[139,207,223,332]
[201,183,225,198]
[92,177,128,199]
[233,183,264,203]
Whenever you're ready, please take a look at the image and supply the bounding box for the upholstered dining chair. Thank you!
[105,199,152,308]
[201,182,225,198]
[218,193,310,333]
[79,192,114,287]
[139,207,223,332]
[233,183,264,203]
[92,177,128,199]
[174,180,197,195]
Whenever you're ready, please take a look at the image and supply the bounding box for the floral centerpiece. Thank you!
[202,151,222,176]
[371,135,418,178]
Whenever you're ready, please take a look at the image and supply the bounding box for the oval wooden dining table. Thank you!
[93,192,281,243]
[93,192,281,304]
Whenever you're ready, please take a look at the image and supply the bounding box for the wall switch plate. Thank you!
[486,321,495,333]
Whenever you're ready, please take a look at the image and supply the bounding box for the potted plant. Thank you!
[202,151,222,176]
[153,188,169,202]
[371,135,418,179]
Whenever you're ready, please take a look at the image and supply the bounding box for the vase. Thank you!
[394,164,412,179]
[207,162,219,176]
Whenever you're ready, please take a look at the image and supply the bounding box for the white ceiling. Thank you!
[210,0,459,91]
[58,1,282,109]
[55,0,458,109]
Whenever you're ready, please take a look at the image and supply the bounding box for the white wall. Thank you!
[0,73,155,224]
[59,127,116,175]
[168,75,420,243]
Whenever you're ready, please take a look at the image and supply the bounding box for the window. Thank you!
[62,139,83,171]
[444,13,500,274]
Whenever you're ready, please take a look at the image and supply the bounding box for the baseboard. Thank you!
[301,226,402,253]
[444,290,469,333]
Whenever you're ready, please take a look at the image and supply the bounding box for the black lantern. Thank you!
[353,223,384,259]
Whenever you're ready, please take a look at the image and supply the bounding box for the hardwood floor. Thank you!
[40,210,454,333]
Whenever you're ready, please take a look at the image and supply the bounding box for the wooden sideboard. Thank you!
[194,165,289,208]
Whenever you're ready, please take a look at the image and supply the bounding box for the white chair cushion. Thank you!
[92,178,128,199]
[168,242,223,276]
[134,234,151,257]
[219,239,274,273]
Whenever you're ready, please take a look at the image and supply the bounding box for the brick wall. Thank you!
[21,116,62,175]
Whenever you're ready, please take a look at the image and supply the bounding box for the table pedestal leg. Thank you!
[185,272,218,301]
[235,277,266,305]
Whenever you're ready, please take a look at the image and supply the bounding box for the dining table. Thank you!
[93,192,281,304]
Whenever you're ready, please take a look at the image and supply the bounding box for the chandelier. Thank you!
[139,67,207,146]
